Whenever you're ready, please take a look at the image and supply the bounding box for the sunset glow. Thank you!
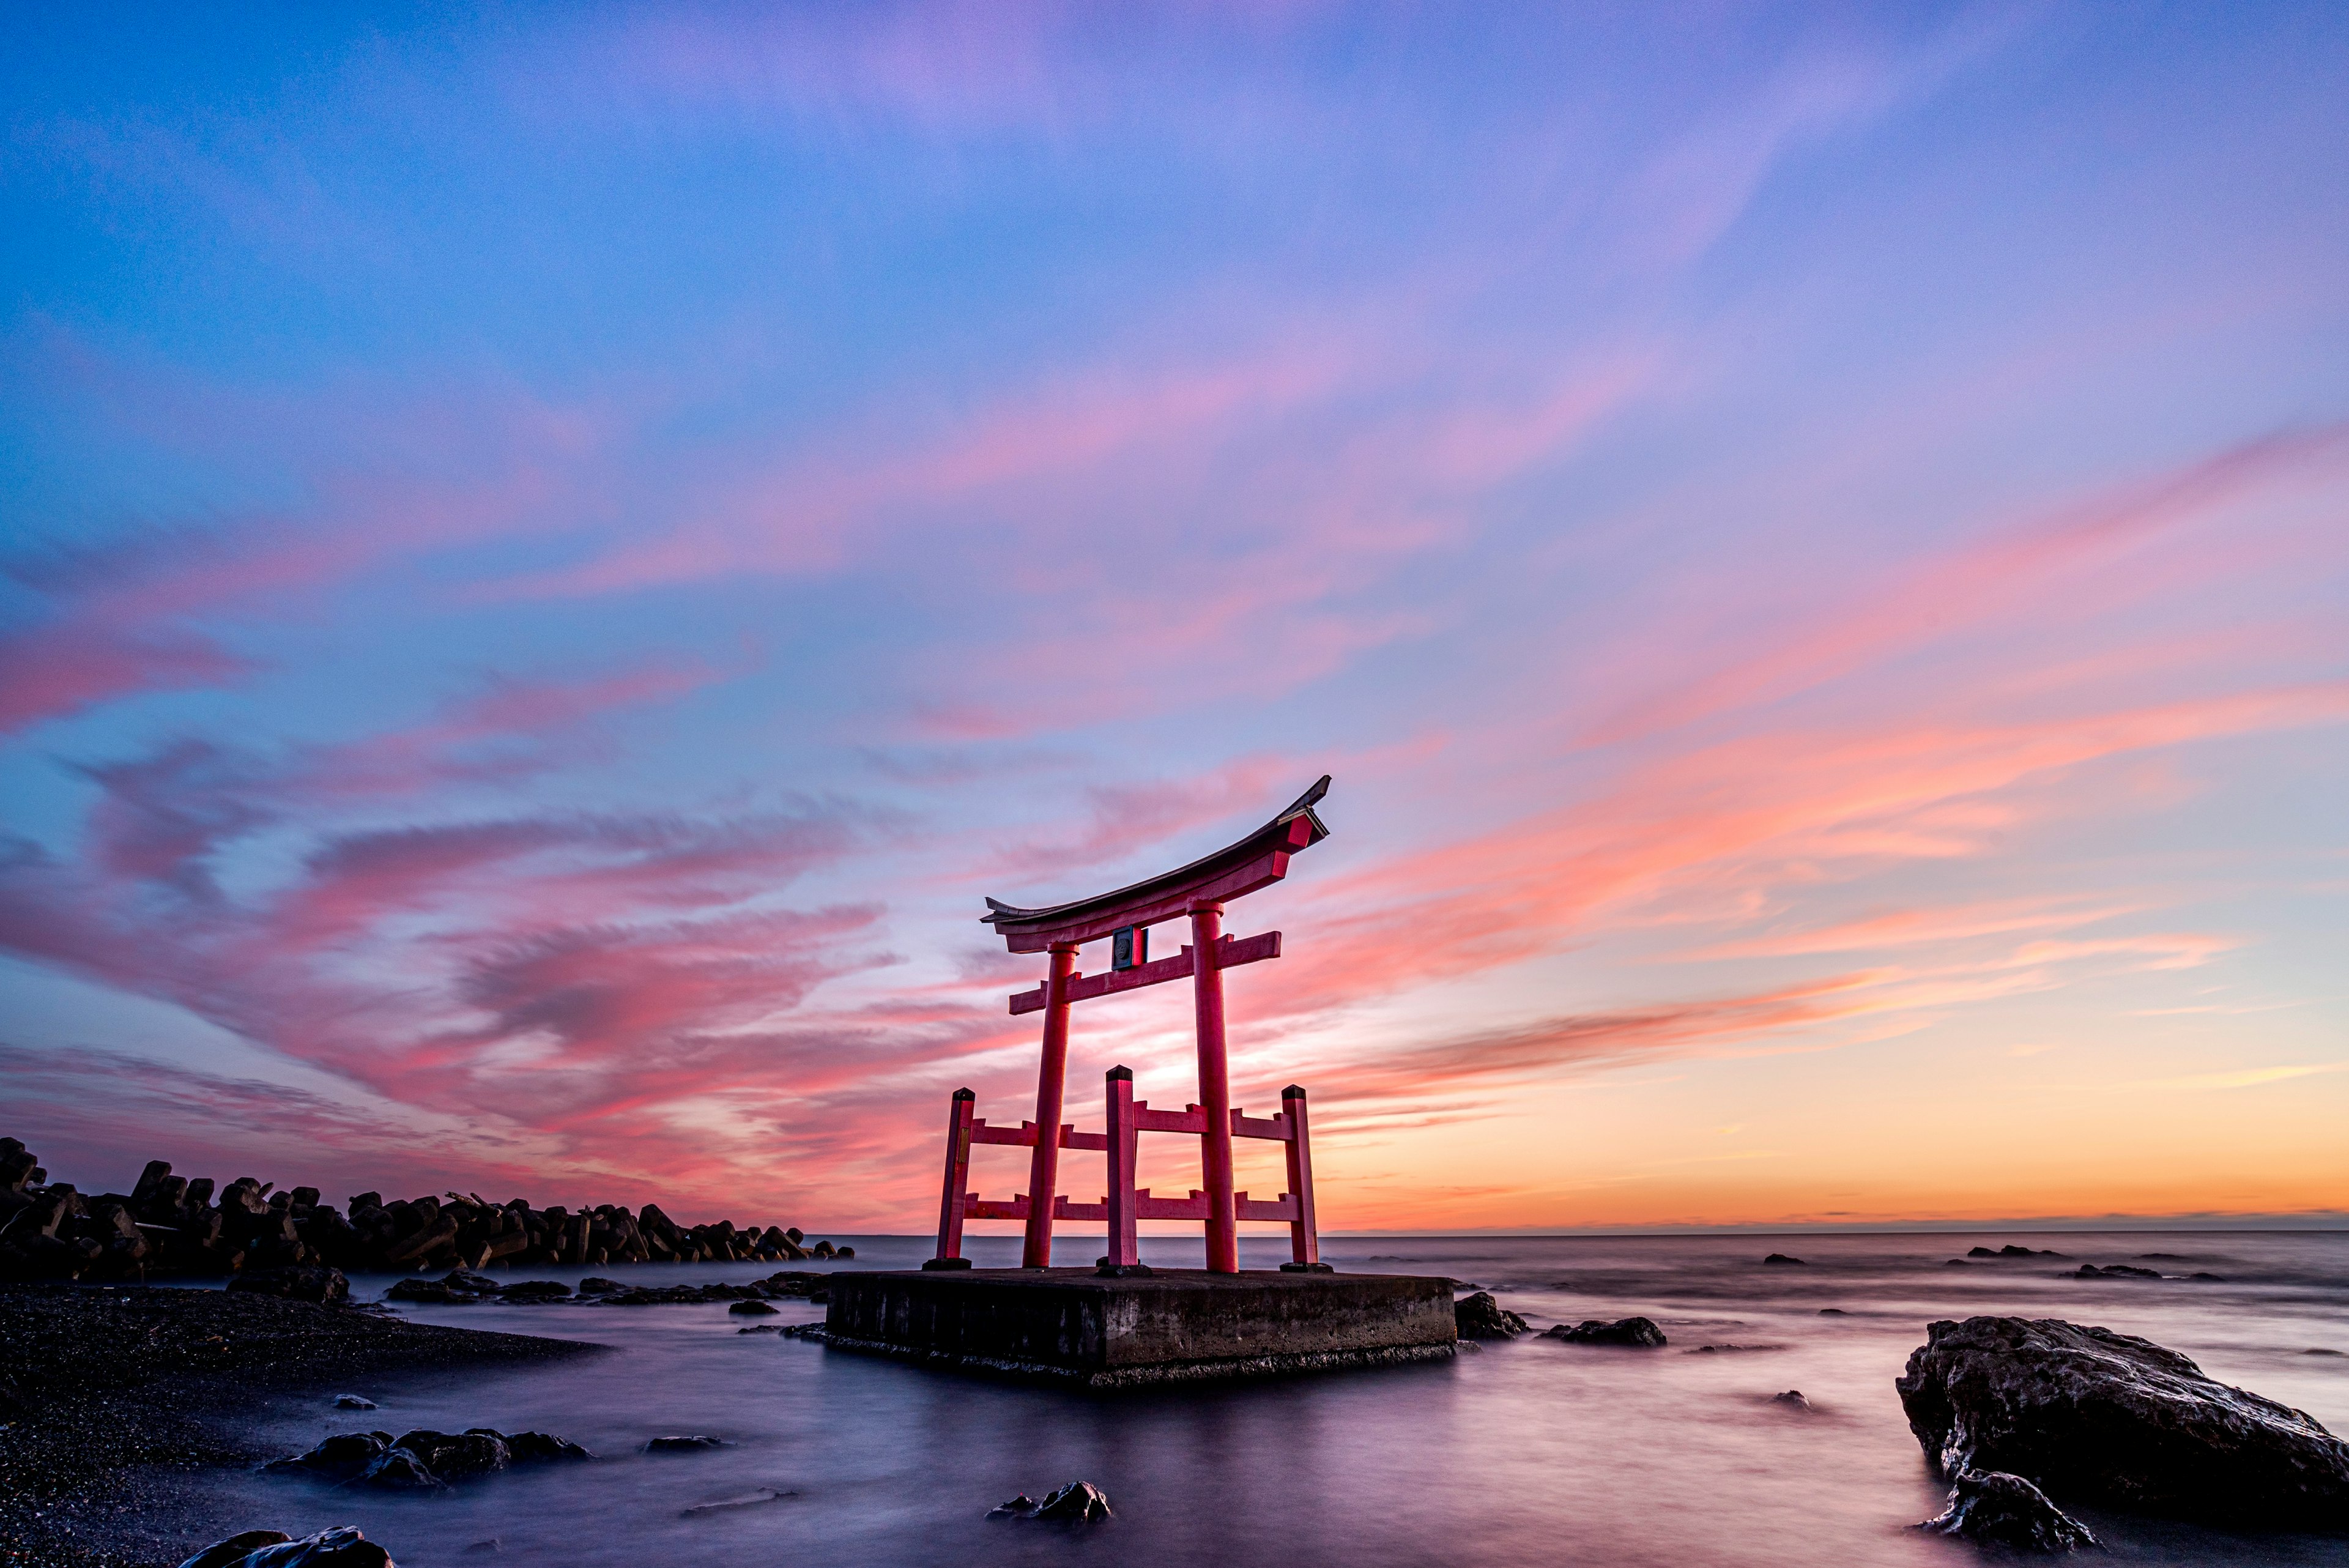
[4,5,2345,1231]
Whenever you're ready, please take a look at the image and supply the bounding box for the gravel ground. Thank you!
[0,1283,599,1568]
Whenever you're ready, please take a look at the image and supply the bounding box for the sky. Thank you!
[2,3,2345,1235]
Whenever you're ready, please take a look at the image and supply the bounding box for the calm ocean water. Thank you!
[222,1230,2349,1567]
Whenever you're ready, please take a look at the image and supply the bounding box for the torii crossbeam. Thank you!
[934,776,1331,1274]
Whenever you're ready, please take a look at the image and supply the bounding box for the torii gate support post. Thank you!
[1021,943,1078,1268]
[1190,901,1239,1273]
[1282,1084,1318,1266]
[1105,1066,1139,1268]
[933,1088,976,1264]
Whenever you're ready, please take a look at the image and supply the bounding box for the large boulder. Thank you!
[1895,1316,2349,1528]
[232,1526,393,1566]
[1917,1470,2098,1553]
[1453,1291,1528,1339]
[178,1531,295,1568]
[1545,1316,1668,1348]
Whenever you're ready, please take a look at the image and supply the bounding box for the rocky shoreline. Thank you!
[0,1282,600,1568]
[0,1137,853,1286]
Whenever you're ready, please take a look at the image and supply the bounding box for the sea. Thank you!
[218,1230,2349,1568]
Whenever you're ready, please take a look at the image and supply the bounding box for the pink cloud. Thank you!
[0,622,251,735]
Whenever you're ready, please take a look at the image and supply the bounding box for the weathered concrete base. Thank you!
[821,1268,1457,1387]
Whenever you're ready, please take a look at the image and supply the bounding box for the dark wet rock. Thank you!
[1546,1316,1668,1348]
[229,1525,395,1566]
[1970,1244,2065,1258]
[355,1447,440,1488]
[1031,1480,1113,1522]
[987,1493,1039,1520]
[497,1279,571,1301]
[2136,1253,2186,1261]
[504,1430,593,1462]
[729,1299,780,1315]
[1762,1252,1804,1266]
[442,1269,500,1293]
[384,1279,467,1304]
[2188,1273,2225,1282]
[177,1530,294,1568]
[1685,1342,1783,1354]
[401,1429,509,1477]
[576,1276,624,1294]
[332,1393,377,1410]
[2073,1263,2162,1279]
[1917,1470,2098,1553]
[265,1432,388,1479]
[1818,1307,1847,1315]
[737,1323,782,1334]
[646,1434,725,1452]
[229,1266,350,1304]
[1945,1259,1973,1267]
[1895,1315,2349,1528]
[1453,1291,1528,1339]
[1771,1390,1811,1409]
[2309,1349,2346,1358]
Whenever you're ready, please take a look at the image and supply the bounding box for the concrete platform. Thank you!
[818,1268,1458,1387]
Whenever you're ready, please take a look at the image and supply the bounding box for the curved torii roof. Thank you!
[981,775,1330,953]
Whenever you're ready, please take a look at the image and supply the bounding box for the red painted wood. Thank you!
[1283,1084,1319,1265]
[1132,1102,1207,1135]
[1134,1189,1212,1221]
[1230,1110,1290,1141]
[1022,944,1077,1268]
[1006,931,1282,1016]
[970,1120,1035,1147]
[1052,1197,1108,1222]
[1191,902,1239,1273]
[1105,1067,1139,1268]
[983,780,1327,953]
[933,1088,976,1261]
[967,1196,1030,1221]
[1234,1194,1299,1222]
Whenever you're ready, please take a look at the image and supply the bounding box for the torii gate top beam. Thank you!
[981,776,1330,954]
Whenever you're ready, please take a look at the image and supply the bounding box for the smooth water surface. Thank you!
[226,1230,2349,1567]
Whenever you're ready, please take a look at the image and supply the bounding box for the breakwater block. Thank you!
[819,1269,1457,1386]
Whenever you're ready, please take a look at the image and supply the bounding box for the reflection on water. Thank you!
[226,1230,2349,1567]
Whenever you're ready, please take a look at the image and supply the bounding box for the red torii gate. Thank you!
[929,776,1332,1274]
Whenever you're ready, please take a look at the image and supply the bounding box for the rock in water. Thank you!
[1917,1470,2098,1553]
[355,1449,440,1489]
[1771,1390,1812,1410]
[645,1435,725,1452]
[1895,1315,2349,1528]
[1546,1317,1668,1348]
[1031,1481,1113,1522]
[265,1433,389,1479]
[1762,1252,1804,1265]
[332,1394,377,1410]
[229,1266,349,1304]
[987,1494,1039,1520]
[1453,1291,1529,1339]
[503,1430,593,1463]
[178,1532,294,1568]
[729,1299,779,1315]
[233,1526,394,1566]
